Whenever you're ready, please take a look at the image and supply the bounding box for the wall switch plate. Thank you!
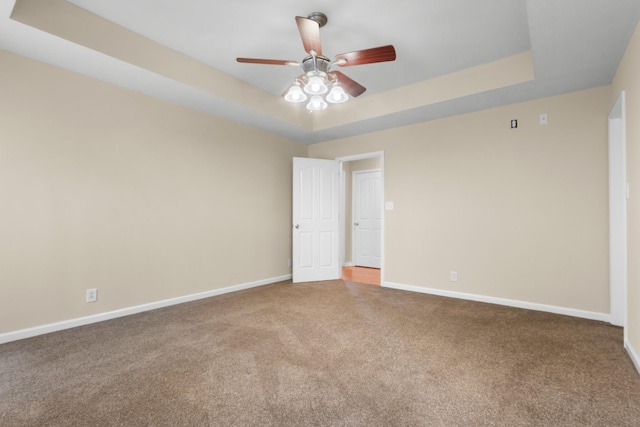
[86,288,97,303]
[450,271,458,282]
[539,113,548,124]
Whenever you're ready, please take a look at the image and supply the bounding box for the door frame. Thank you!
[352,168,382,268]
[608,91,627,330]
[336,151,385,285]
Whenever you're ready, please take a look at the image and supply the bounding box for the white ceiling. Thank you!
[1,0,639,144]
[65,0,531,96]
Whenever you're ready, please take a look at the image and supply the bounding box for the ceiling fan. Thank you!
[236,12,396,111]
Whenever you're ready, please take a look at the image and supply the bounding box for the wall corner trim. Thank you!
[0,274,291,345]
[382,281,611,323]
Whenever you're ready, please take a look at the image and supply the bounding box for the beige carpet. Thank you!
[1,280,639,426]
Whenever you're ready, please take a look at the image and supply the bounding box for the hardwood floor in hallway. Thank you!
[342,266,381,285]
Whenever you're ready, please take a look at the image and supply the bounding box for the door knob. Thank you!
[294,224,299,229]
[354,222,359,226]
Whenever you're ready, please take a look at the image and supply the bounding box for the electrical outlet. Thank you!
[450,271,458,282]
[86,288,97,303]
[288,258,292,267]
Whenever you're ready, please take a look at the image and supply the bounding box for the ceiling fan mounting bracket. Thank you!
[306,12,328,28]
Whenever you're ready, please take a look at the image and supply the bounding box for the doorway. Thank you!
[336,152,384,286]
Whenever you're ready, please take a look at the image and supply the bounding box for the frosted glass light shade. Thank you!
[303,75,328,95]
[306,95,328,111]
[326,85,348,103]
[284,85,307,103]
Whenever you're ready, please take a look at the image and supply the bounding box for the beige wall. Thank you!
[0,39,626,339]
[0,50,307,334]
[613,20,640,358]
[343,158,382,264]
[310,86,611,314]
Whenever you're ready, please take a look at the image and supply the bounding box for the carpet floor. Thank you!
[1,280,639,426]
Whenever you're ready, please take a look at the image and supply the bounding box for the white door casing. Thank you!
[292,157,340,283]
[608,91,627,328]
[353,170,382,268]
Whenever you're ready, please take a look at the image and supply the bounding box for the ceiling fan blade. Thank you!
[295,16,322,56]
[237,58,299,66]
[334,45,396,67]
[332,71,366,97]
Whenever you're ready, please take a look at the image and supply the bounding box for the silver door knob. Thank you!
[294,224,299,229]
[354,222,359,226]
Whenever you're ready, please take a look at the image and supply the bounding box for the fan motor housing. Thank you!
[301,55,331,74]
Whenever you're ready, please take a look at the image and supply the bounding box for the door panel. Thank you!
[353,170,382,268]
[293,157,340,283]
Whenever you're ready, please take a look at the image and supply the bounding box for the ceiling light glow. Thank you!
[303,75,328,95]
[284,84,307,103]
[306,95,328,111]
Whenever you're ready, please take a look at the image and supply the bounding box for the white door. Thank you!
[292,157,340,283]
[353,170,382,268]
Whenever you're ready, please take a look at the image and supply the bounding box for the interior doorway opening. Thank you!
[336,152,384,286]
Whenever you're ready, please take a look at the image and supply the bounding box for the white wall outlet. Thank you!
[539,113,548,124]
[86,288,97,303]
[385,201,394,210]
[450,271,458,282]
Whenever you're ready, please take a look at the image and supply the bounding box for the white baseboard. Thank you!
[343,262,355,267]
[0,274,291,345]
[625,340,640,374]
[383,281,611,323]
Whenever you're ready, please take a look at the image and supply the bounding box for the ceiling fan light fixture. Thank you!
[237,13,396,111]
[306,95,328,111]
[326,84,348,104]
[284,83,307,103]
[303,75,328,95]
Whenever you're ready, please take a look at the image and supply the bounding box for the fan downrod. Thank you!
[306,12,328,28]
